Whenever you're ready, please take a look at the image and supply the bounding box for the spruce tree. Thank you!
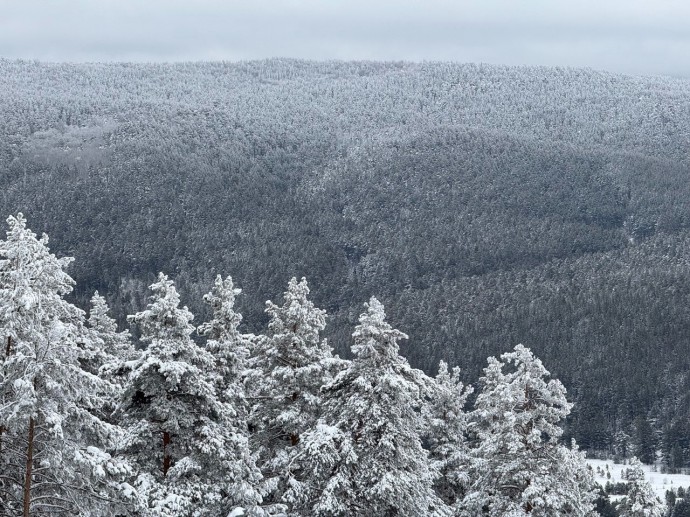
[88,291,136,371]
[0,214,131,516]
[248,277,343,504]
[618,457,664,517]
[197,274,270,514]
[426,360,473,508]
[285,297,450,516]
[118,273,264,516]
[464,344,598,516]
[198,275,253,402]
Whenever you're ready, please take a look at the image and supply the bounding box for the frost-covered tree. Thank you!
[118,273,264,516]
[0,214,131,516]
[198,275,253,401]
[463,344,598,516]
[618,457,664,517]
[285,297,450,516]
[426,360,473,508]
[197,274,271,514]
[88,291,136,370]
[248,277,343,503]
[81,291,138,430]
[613,429,633,460]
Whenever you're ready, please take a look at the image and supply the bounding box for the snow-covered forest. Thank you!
[1,60,690,462]
[1,58,690,514]
[0,213,670,515]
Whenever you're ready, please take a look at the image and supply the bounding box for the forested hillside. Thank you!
[1,59,689,460]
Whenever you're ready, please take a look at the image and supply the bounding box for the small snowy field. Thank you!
[587,459,690,499]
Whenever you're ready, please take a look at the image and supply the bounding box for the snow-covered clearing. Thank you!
[588,459,690,499]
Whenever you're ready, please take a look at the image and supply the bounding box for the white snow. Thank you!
[587,458,690,499]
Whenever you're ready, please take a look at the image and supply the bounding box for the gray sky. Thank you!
[2,0,690,77]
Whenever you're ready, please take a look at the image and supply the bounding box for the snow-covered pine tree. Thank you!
[88,291,136,372]
[0,214,132,516]
[284,297,450,516]
[198,275,253,402]
[426,360,473,508]
[618,457,664,517]
[248,277,343,505]
[82,291,138,427]
[463,344,598,516]
[118,272,264,516]
[197,274,270,514]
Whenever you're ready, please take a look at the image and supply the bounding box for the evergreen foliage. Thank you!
[197,274,271,516]
[285,297,449,516]
[0,214,131,516]
[0,212,679,515]
[248,277,343,506]
[198,275,254,407]
[88,291,135,366]
[671,499,690,517]
[118,273,264,516]
[464,344,598,516]
[426,360,474,507]
[617,457,664,517]
[1,60,690,453]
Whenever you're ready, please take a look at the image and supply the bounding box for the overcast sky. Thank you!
[2,0,690,78]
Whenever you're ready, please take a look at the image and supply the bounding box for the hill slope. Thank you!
[1,59,690,457]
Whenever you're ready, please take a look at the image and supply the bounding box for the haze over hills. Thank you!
[1,58,690,457]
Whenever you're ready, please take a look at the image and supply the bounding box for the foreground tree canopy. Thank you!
[0,215,665,516]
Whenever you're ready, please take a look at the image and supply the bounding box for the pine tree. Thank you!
[634,416,657,466]
[0,214,131,516]
[613,429,633,460]
[248,277,343,504]
[671,498,690,517]
[118,273,264,516]
[426,360,473,508]
[198,275,253,401]
[285,297,450,516]
[197,274,271,515]
[83,291,137,423]
[618,457,664,517]
[88,291,136,372]
[464,344,598,516]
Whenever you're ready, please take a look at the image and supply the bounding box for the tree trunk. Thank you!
[0,337,10,454]
[23,416,35,517]
[1,337,11,452]
[163,431,171,477]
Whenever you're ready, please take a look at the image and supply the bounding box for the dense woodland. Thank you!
[0,214,667,515]
[1,59,690,467]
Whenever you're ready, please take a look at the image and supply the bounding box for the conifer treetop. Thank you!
[89,291,119,335]
[284,296,447,516]
[351,296,408,362]
[0,213,75,304]
[265,276,326,341]
[464,344,595,516]
[477,344,572,441]
[127,272,195,347]
[198,274,243,342]
[0,213,132,515]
